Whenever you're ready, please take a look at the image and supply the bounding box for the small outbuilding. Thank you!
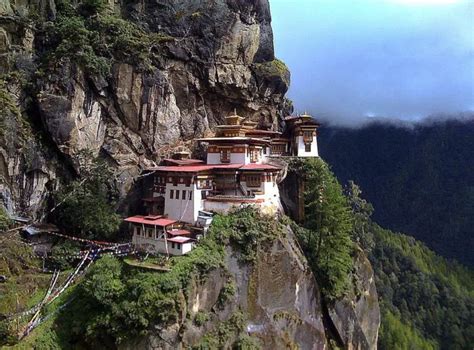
[125,215,195,256]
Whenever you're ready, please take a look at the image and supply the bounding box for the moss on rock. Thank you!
[252,58,290,87]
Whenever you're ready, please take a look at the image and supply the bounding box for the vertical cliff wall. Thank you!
[0,0,290,218]
[120,225,379,350]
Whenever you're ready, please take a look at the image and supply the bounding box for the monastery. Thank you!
[125,113,319,255]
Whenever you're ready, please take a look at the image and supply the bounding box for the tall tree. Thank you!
[291,158,354,299]
[53,152,120,239]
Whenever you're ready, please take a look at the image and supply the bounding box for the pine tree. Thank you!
[291,158,354,299]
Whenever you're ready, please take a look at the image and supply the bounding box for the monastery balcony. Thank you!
[205,194,264,203]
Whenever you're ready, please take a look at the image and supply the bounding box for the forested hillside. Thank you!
[344,181,474,349]
[318,117,474,266]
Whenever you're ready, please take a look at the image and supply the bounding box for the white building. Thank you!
[284,114,320,157]
[125,112,320,255]
[125,216,195,255]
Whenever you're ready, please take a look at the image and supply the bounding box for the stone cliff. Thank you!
[0,0,290,218]
[1,1,380,348]
[121,226,379,350]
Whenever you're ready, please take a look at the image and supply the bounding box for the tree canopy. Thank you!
[52,154,120,239]
[290,158,354,300]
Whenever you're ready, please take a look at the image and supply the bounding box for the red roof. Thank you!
[212,164,245,170]
[148,165,215,172]
[168,229,191,236]
[124,215,177,226]
[240,164,280,170]
[147,163,280,173]
[148,163,243,173]
[167,236,193,243]
[163,159,204,166]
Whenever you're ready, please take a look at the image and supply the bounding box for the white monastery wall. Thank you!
[132,234,194,255]
[164,182,202,224]
[230,152,246,164]
[296,135,319,157]
[207,153,221,164]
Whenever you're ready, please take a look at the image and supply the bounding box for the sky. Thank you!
[270,0,474,126]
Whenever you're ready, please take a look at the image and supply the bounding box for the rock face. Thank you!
[328,248,380,349]
[120,228,380,350]
[122,227,328,350]
[0,0,290,218]
[1,1,380,348]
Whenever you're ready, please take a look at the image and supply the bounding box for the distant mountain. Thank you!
[318,117,474,267]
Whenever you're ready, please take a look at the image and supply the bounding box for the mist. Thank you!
[270,0,474,126]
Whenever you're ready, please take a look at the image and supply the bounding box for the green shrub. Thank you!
[40,3,174,78]
[194,311,210,327]
[211,206,284,263]
[50,241,82,270]
[48,15,111,76]
[252,58,290,86]
[235,334,261,350]
[53,154,120,240]
[78,0,108,16]
[0,205,11,231]
[195,311,247,349]
[0,78,31,147]
[217,278,236,308]
[33,329,63,350]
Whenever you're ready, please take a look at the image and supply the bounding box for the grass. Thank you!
[123,256,171,271]
[6,284,80,350]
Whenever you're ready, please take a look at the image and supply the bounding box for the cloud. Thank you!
[270,0,474,126]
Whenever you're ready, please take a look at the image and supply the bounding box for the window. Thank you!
[182,190,186,200]
[250,149,259,163]
[202,190,207,199]
[189,191,193,200]
[176,190,180,199]
[271,144,286,155]
[170,190,174,199]
[171,242,175,249]
[246,175,261,187]
[135,226,141,236]
[220,149,230,163]
[305,143,312,152]
[177,243,181,249]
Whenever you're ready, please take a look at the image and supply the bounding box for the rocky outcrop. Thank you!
[122,227,328,350]
[327,248,380,349]
[0,0,290,217]
[1,1,381,348]
[121,228,380,350]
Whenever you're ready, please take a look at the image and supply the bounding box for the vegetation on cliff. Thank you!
[252,59,290,87]
[345,182,474,349]
[286,157,473,348]
[289,158,354,300]
[0,78,32,148]
[0,205,11,231]
[19,208,283,348]
[52,154,120,239]
[36,0,173,77]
